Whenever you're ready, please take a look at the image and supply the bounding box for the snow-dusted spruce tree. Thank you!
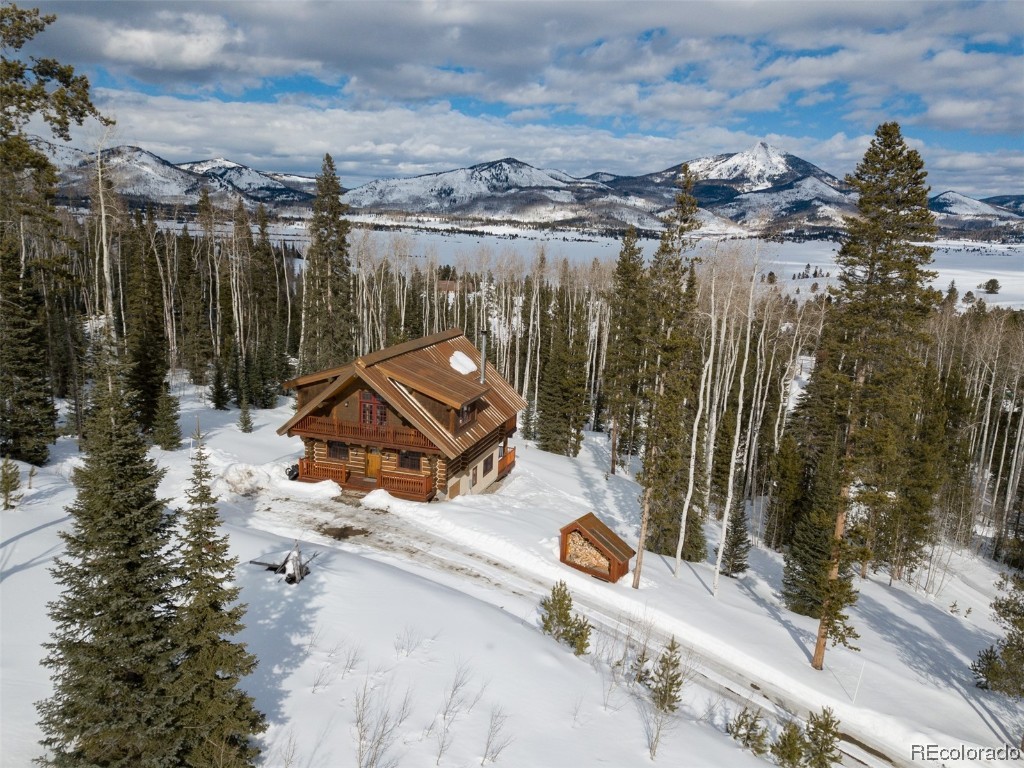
[169,429,265,767]
[791,121,936,670]
[37,339,181,766]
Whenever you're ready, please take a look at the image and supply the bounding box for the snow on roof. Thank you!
[448,350,478,375]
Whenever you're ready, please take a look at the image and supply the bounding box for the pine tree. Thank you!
[604,226,650,470]
[298,154,354,374]
[804,707,842,768]
[649,636,683,713]
[634,165,703,583]
[726,706,769,756]
[169,430,266,767]
[972,571,1024,699]
[238,395,253,434]
[539,580,590,655]
[37,340,181,766]
[152,384,182,450]
[209,356,231,411]
[0,4,105,465]
[536,262,588,457]
[1,454,23,509]
[719,500,751,577]
[764,433,803,550]
[795,122,935,670]
[770,720,807,768]
[125,210,170,433]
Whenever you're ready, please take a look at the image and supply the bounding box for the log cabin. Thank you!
[278,328,527,502]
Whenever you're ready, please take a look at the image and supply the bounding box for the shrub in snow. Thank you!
[649,637,683,713]
[804,707,842,768]
[726,706,768,756]
[770,720,807,768]
[1,455,22,510]
[539,580,591,656]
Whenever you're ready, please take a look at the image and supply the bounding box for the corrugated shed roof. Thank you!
[278,329,527,459]
[560,513,636,563]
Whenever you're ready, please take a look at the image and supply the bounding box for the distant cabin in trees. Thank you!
[278,329,526,502]
[559,513,636,583]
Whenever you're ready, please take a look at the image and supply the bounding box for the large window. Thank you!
[399,451,422,471]
[360,391,388,426]
[483,454,494,475]
[328,441,349,461]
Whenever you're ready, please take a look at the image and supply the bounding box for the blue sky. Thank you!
[27,0,1024,196]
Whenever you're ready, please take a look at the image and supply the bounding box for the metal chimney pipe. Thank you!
[479,330,488,385]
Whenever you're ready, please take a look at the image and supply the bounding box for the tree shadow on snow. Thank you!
[854,590,1019,746]
[236,541,328,730]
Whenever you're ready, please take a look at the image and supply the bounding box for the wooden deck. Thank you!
[298,458,435,502]
[292,415,438,451]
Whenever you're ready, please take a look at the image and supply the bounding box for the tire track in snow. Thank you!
[253,493,907,768]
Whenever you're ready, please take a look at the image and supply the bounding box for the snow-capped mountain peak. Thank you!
[688,141,799,192]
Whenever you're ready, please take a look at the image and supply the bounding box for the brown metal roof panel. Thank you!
[376,358,490,408]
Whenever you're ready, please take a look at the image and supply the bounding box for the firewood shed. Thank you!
[558,513,636,583]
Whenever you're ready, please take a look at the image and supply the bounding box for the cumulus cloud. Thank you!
[29,0,1024,197]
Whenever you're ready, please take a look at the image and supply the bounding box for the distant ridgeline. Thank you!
[40,140,1023,242]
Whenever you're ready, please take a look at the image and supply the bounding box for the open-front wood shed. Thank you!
[559,513,636,583]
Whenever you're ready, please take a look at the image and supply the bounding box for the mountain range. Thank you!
[44,140,1023,240]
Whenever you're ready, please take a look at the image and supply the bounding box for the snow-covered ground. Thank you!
[3,384,1022,767]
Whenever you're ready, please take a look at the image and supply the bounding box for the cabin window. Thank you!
[360,391,388,427]
[456,402,476,428]
[483,454,494,475]
[328,441,349,461]
[399,451,422,471]
[472,466,478,486]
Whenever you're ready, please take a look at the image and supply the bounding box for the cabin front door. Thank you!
[365,449,381,480]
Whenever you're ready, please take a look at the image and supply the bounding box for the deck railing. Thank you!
[293,415,436,450]
[497,447,516,477]
[299,457,348,485]
[381,470,435,501]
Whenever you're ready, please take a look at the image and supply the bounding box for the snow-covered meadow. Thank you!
[3,381,1022,767]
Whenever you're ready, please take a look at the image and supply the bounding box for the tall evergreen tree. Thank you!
[125,210,170,432]
[0,4,104,465]
[37,339,181,766]
[151,384,182,450]
[603,226,649,471]
[634,166,703,583]
[719,500,751,577]
[169,430,266,767]
[536,262,588,456]
[795,122,936,670]
[298,154,354,373]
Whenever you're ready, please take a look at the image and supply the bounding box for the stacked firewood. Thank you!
[566,531,610,574]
